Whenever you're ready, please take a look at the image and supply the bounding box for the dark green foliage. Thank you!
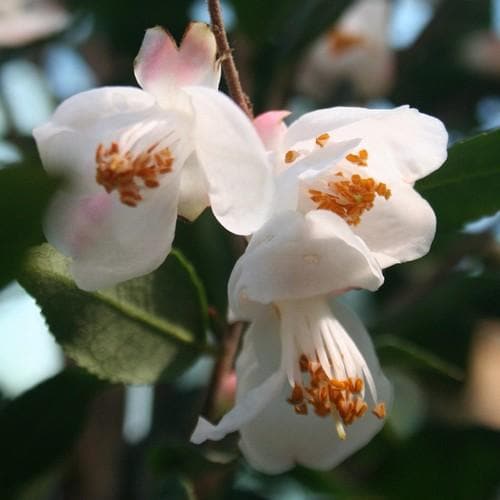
[18,245,210,384]
[0,369,105,500]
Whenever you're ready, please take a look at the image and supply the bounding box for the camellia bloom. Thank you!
[296,0,394,101]
[192,211,391,472]
[34,23,274,290]
[253,105,448,269]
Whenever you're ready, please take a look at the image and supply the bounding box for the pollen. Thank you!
[285,150,300,164]
[95,141,174,207]
[328,30,365,54]
[309,172,391,226]
[287,354,385,439]
[372,402,386,419]
[346,149,368,166]
[315,133,330,148]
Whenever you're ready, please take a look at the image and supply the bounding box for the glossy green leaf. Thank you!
[0,369,105,500]
[0,165,58,289]
[376,335,465,382]
[18,244,211,384]
[417,129,500,234]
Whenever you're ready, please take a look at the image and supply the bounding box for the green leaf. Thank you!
[0,368,105,499]
[18,244,211,384]
[417,129,500,234]
[0,164,58,289]
[376,335,465,382]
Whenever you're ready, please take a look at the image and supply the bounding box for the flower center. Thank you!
[308,147,391,226]
[95,141,174,207]
[328,30,365,54]
[287,354,386,439]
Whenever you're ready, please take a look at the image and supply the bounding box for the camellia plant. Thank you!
[1,0,499,498]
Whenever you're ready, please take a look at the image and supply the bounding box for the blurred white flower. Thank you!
[296,0,394,101]
[0,0,69,47]
[460,31,500,78]
[33,23,274,290]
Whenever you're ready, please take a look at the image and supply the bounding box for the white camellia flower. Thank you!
[296,0,394,101]
[33,23,274,290]
[253,105,448,269]
[191,213,391,471]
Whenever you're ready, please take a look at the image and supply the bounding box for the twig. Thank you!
[202,321,244,419]
[207,0,253,118]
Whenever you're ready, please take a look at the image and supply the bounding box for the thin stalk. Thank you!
[207,0,253,118]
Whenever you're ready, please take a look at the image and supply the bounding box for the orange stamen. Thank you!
[95,141,173,207]
[315,133,330,148]
[309,171,391,226]
[285,150,299,164]
[286,354,386,438]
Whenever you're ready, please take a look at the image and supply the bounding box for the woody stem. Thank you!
[207,0,253,118]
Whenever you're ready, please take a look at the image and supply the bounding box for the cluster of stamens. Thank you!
[95,141,174,207]
[287,355,385,439]
[309,172,391,226]
[327,30,365,54]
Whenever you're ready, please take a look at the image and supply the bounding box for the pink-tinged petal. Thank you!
[134,26,179,98]
[228,210,383,319]
[253,110,290,151]
[178,22,220,88]
[185,86,275,235]
[69,175,181,290]
[134,23,220,101]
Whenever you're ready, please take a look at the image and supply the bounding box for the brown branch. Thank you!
[202,321,244,419]
[207,0,253,119]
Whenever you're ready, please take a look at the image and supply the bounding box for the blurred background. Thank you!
[0,0,499,499]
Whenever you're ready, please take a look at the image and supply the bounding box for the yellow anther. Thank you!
[346,149,368,167]
[309,172,391,226]
[286,354,385,439]
[372,402,386,419]
[315,133,330,148]
[285,150,300,164]
[328,30,365,54]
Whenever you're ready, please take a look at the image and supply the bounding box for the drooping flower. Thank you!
[191,209,391,472]
[296,0,394,101]
[254,104,448,269]
[192,296,391,473]
[33,23,274,290]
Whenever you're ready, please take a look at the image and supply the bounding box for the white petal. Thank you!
[354,182,437,268]
[70,177,181,290]
[177,152,209,221]
[191,367,286,444]
[185,86,275,235]
[284,106,447,183]
[134,23,220,102]
[284,107,387,150]
[237,301,392,474]
[228,210,383,318]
